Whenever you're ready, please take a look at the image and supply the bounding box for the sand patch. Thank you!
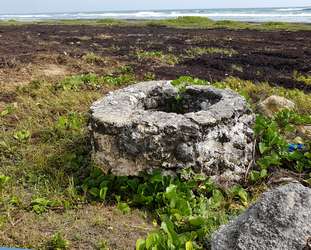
[0,205,152,249]
[41,64,69,77]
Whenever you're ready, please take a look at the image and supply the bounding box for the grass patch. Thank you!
[186,47,238,57]
[0,72,135,229]
[143,72,156,81]
[214,20,251,29]
[171,76,209,92]
[38,18,126,26]
[212,76,311,115]
[259,21,311,31]
[46,232,70,250]
[95,18,125,25]
[135,50,179,65]
[1,73,310,249]
[0,19,21,26]
[82,52,106,65]
[143,16,311,31]
[294,71,311,86]
[159,17,311,31]
[147,16,215,28]
[1,17,311,31]
[56,72,135,91]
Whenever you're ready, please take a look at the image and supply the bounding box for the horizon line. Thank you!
[1,5,310,16]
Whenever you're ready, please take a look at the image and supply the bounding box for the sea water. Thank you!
[1,7,311,23]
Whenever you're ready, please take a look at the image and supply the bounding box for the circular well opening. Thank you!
[144,88,222,114]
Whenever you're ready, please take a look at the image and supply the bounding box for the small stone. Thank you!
[297,125,311,140]
[211,183,311,250]
[258,95,295,117]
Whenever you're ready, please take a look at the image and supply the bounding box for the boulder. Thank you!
[89,81,254,185]
[211,183,311,250]
[258,95,295,117]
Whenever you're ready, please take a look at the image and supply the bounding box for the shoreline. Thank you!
[1,6,311,23]
[0,17,311,31]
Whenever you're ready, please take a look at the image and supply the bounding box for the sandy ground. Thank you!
[0,24,310,91]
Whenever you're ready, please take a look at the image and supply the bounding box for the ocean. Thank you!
[1,7,311,23]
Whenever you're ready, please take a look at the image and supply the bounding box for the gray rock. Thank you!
[211,183,311,250]
[89,81,254,185]
[258,95,295,118]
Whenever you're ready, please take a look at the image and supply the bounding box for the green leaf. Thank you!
[177,199,192,216]
[49,232,69,250]
[161,219,179,247]
[0,175,10,189]
[89,187,99,197]
[254,115,269,134]
[305,152,311,159]
[237,188,248,205]
[31,197,51,206]
[0,105,15,117]
[250,170,260,182]
[99,187,108,201]
[210,189,224,208]
[257,153,281,168]
[188,216,205,227]
[13,130,31,142]
[165,185,178,201]
[146,232,160,249]
[185,241,194,250]
[150,172,163,183]
[229,186,249,206]
[258,142,269,154]
[136,239,146,250]
[31,198,51,214]
[250,169,268,182]
[117,202,131,214]
[260,168,268,178]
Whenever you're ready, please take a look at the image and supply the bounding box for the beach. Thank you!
[1,22,310,90]
[0,18,311,249]
[1,7,311,23]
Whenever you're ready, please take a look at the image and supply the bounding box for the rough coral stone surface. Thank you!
[89,81,254,183]
[211,183,311,250]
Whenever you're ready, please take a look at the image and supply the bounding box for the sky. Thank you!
[1,0,311,14]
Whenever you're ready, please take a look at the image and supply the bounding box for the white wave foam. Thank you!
[1,14,52,18]
[50,12,311,18]
[73,11,167,17]
[1,9,311,22]
[198,13,311,17]
[276,8,305,11]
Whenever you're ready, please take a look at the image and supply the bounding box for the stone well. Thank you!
[89,81,254,184]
